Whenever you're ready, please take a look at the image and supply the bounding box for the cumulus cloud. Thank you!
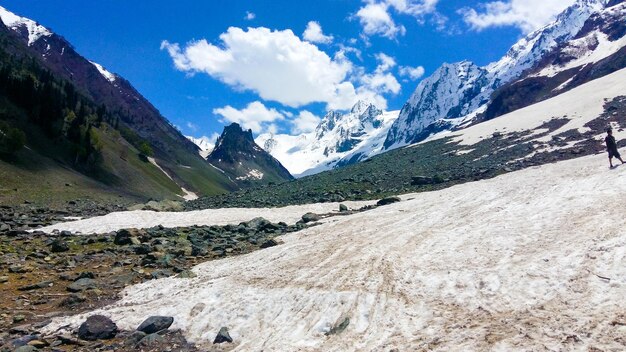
[161,26,390,110]
[399,65,425,80]
[355,0,441,39]
[459,0,575,34]
[213,101,284,134]
[358,52,401,96]
[356,2,406,39]
[244,11,256,20]
[303,21,334,44]
[291,111,322,134]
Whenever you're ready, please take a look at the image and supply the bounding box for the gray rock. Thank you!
[0,275,8,283]
[213,326,233,344]
[377,196,401,206]
[114,229,133,245]
[339,204,349,212]
[14,346,38,352]
[10,335,38,347]
[301,212,320,223]
[124,331,146,346]
[139,333,165,346]
[325,317,350,336]
[176,270,197,279]
[260,239,279,248]
[67,278,97,292]
[77,315,118,341]
[50,239,70,253]
[18,280,53,291]
[136,316,174,334]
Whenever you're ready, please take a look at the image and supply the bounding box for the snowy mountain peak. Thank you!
[186,135,215,158]
[384,0,617,149]
[0,6,52,46]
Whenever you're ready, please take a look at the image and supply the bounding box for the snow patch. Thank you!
[89,61,117,83]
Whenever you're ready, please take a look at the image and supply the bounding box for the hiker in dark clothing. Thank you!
[605,127,625,168]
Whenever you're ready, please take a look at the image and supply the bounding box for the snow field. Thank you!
[44,153,626,351]
[36,200,377,234]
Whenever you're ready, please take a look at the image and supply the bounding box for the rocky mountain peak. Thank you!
[208,123,293,184]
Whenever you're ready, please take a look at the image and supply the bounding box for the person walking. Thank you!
[605,127,625,168]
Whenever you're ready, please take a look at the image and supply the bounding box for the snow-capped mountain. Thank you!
[186,136,215,158]
[384,0,619,149]
[256,101,399,176]
[0,6,51,45]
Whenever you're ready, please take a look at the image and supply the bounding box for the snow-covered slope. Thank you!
[256,101,399,176]
[44,151,626,350]
[0,5,51,45]
[384,0,617,149]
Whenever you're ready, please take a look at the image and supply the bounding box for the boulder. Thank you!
[77,315,118,341]
[301,213,320,223]
[114,229,133,245]
[136,316,174,334]
[50,239,70,253]
[213,327,233,344]
[339,204,349,212]
[377,197,401,206]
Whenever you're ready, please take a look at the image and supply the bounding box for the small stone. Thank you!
[59,293,86,307]
[136,316,174,334]
[339,204,348,212]
[124,331,146,346]
[325,317,350,335]
[301,212,320,223]
[77,315,118,341]
[213,327,233,344]
[0,276,8,283]
[18,280,53,291]
[9,265,31,273]
[176,270,197,279]
[13,314,26,323]
[139,333,165,346]
[14,346,38,352]
[50,239,70,253]
[67,278,97,292]
[27,339,49,348]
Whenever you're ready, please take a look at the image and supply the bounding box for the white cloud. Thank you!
[291,111,321,134]
[355,0,441,39]
[399,65,425,80]
[303,21,334,44]
[162,26,390,110]
[356,2,406,39]
[213,101,284,134]
[244,11,256,20]
[460,0,576,34]
[186,121,198,131]
[375,52,396,72]
[358,52,401,95]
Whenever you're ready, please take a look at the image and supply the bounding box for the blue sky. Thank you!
[0,0,575,142]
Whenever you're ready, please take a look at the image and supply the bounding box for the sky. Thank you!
[0,0,576,143]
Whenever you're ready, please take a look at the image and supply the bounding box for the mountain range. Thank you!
[256,0,625,176]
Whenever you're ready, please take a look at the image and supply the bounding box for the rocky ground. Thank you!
[0,200,129,235]
[0,202,381,351]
